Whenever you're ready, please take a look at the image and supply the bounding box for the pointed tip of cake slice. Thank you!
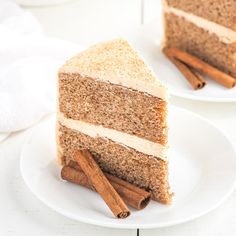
[59,38,168,100]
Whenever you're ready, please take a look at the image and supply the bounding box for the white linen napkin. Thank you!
[0,1,82,142]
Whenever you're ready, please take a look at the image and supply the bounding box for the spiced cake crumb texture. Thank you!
[58,124,172,204]
[57,38,172,204]
[59,73,168,145]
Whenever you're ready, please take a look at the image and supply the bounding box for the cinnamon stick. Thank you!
[165,47,236,88]
[62,161,151,210]
[163,48,206,90]
[72,149,130,218]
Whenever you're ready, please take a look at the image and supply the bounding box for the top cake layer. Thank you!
[59,39,167,100]
[165,0,236,31]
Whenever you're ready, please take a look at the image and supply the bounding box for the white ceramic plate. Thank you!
[20,107,236,229]
[126,20,236,102]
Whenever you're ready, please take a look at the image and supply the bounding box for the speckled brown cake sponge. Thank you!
[57,39,172,204]
[58,125,172,204]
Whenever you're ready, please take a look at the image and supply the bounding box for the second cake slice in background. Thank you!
[163,0,236,78]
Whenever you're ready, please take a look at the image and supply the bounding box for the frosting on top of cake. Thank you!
[164,4,236,44]
[59,39,168,100]
[58,112,168,161]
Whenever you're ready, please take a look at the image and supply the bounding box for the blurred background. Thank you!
[18,0,159,45]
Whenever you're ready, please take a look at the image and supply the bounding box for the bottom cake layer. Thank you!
[57,123,172,204]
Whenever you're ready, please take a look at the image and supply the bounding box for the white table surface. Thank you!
[1,0,236,235]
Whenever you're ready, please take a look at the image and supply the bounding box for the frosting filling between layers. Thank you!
[58,112,168,161]
[164,5,236,44]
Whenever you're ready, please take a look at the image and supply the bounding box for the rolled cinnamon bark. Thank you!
[62,161,151,210]
[165,47,236,88]
[105,174,151,210]
[71,150,130,218]
[163,48,206,90]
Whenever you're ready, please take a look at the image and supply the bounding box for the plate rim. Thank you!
[20,107,236,229]
[170,90,236,103]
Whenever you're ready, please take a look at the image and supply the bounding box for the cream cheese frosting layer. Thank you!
[59,39,168,101]
[164,5,236,44]
[58,112,168,161]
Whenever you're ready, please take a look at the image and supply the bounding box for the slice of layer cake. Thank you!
[57,39,172,204]
[163,0,236,77]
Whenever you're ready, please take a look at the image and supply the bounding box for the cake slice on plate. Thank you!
[163,0,236,77]
[57,39,172,204]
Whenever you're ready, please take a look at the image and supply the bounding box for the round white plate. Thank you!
[126,19,236,102]
[20,107,236,229]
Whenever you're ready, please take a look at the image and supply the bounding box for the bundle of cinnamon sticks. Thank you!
[61,149,151,219]
[163,47,236,90]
